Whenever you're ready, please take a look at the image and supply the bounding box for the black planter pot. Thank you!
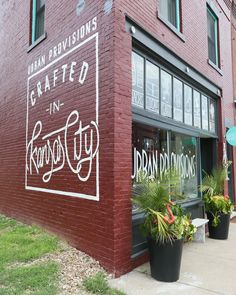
[207,212,230,240]
[147,237,183,282]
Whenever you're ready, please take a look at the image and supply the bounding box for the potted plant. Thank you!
[133,175,196,282]
[200,165,234,240]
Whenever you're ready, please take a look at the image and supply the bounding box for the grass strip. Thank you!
[0,215,60,295]
[83,272,126,295]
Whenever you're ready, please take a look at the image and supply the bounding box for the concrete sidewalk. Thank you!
[109,223,236,295]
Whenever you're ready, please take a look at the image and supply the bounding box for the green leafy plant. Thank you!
[200,165,234,227]
[132,176,196,243]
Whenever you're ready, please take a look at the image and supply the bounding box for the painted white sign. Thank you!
[132,148,196,182]
[26,26,99,201]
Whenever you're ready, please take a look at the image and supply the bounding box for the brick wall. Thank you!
[0,0,123,274]
[232,3,236,101]
[114,0,235,193]
[0,0,235,278]
[117,0,234,122]
[111,0,236,271]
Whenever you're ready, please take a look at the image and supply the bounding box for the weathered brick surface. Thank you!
[0,0,118,274]
[0,0,235,277]
[111,0,236,273]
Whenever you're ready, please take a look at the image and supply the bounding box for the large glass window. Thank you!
[146,61,159,113]
[170,132,198,200]
[31,0,45,44]
[207,6,219,67]
[131,50,217,135]
[173,78,183,122]
[209,99,216,133]
[202,95,209,131]
[132,52,144,108]
[184,84,193,126]
[160,0,181,31]
[161,70,172,118]
[193,90,201,129]
[132,122,198,202]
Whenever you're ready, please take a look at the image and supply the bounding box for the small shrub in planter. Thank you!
[133,175,196,282]
[200,165,234,239]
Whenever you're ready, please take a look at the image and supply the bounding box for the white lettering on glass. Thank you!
[132,148,196,182]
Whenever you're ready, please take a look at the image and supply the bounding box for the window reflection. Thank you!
[132,52,144,108]
[173,78,183,122]
[146,61,159,113]
[132,122,198,202]
[161,70,172,118]
[209,100,216,133]
[193,90,201,128]
[131,51,217,135]
[170,133,198,200]
[184,84,193,126]
[202,95,209,130]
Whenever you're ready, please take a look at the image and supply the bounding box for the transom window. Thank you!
[31,0,45,44]
[132,51,217,134]
[159,0,181,31]
[207,6,219,67]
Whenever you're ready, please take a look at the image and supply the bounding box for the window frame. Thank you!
[175,0,181,32]
[131,48,218,137]
[159,0,181,32]
[31,0,45,45]
[207,6,219,68]
[132,122,201,202]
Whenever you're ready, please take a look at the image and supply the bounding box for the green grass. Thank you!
[82,272,126,295]
[0,215,60,295]
[0,262,58,295]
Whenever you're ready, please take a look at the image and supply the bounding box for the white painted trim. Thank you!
[25,78,30,189]
[95,33,100,200]
[25,32,100,201]
[26,186,99,201]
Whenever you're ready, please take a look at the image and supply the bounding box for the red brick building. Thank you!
[232,1,236,102]
[0,0,235,276]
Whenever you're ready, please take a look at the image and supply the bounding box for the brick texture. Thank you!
[0,0,119,274]
[0,0,235,278]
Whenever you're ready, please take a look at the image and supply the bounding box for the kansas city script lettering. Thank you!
[26,110,99,183]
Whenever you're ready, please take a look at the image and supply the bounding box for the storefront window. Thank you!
[132,52,144,108]
[209,99,216,133]
[170,132,198,200]
[132,122,199,202]
[131,50,217,136]
[202,95,209,130]
[184,84,193,126]
[146,61,159,113]
[161,70,172,118]
[193,90,201,128]
[132,123,168,182]
[173,78,183,122]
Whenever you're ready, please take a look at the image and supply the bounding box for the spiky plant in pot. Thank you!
[132,173,196,282]
[200,165,234,239]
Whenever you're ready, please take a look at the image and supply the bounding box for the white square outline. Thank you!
[25,33,99,201]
